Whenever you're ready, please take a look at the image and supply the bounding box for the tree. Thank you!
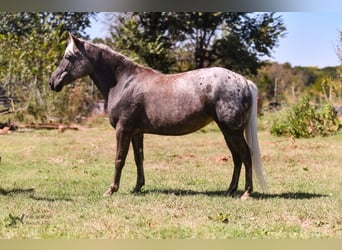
[0,12,95,122]
[106,13,180,73]
[0,12,94,38]
[212,13,286,75]
[107,12,286,75]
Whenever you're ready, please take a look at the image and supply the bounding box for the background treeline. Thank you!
[0,12,96,123]
[0,12,341,125]
[256,63,342,105]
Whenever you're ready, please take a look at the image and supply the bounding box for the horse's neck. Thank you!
[89,50,138,101]
[89,73,111,102]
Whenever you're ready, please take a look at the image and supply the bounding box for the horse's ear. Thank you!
[68,33,78,43]
[68,33,82,51]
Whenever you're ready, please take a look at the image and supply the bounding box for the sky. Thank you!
[270,12,342,68]
[85,12,342,68]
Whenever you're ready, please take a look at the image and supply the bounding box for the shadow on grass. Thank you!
[252,192,329,200]
[0,187,35,195]
[29,195,73,202]
[138,189,228,197]
[0,186,73,202]
[137,188,329,200]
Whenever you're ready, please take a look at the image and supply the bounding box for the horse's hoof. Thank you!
[103,186,117,197]
[240,191,250,201]
[226,188,236,197]
[132,186,144,193]
[103,189,113,197]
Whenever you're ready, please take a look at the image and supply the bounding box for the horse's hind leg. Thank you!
[132,133,145,192]
[218,125,253,197]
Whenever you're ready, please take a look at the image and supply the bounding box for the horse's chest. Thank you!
[107,88,142,128]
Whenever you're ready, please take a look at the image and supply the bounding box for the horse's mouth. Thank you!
[49,81,64,92]
[53,84,64,92]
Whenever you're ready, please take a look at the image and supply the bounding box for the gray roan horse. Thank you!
[49,33,268,198]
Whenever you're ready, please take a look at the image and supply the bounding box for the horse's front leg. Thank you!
[132,133,145,192]
[103,128,132,197]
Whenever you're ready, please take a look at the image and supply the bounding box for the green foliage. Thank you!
[212,13,286,75]
[50,81,94,124]
[271,97,340,138]
[0,12,94,38]
[256,62,342,105]
[0,12,94,123]
[111,16,176,73]
[108,12,286,75]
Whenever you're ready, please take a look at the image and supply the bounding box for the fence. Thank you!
[0,96,17,115]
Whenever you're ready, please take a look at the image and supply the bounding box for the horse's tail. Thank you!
[245,80,268,192]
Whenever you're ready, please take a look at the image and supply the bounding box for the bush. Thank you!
[50,82,95,124]
[271,97,340,138]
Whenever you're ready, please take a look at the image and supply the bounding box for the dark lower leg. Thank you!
[103,130,131,197]
[218,125,251,197]
[227,153,242,196]
[242,154,253,197]
[240,140,253,199]
[132,134,145,192]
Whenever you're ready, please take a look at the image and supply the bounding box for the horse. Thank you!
[49,33,268,198]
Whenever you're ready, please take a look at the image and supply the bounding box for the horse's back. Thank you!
[136,67,252,134]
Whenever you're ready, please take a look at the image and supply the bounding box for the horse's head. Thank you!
[49,33,92,92]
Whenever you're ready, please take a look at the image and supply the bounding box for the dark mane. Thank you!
[89,41,158,74]
[96,43,138,66]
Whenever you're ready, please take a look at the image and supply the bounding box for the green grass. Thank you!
[0,118,341,239]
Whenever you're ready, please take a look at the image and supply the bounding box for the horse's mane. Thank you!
[96,43,138,66]
[67,36,158,73]
[90,41,153,72]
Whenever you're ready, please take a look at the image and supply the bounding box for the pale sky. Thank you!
[270,12,342,68]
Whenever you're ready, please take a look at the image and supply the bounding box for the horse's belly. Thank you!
[144,110,213,135]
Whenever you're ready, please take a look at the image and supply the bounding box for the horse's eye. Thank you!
[65,54,73,60]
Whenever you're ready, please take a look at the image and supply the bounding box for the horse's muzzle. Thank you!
[49,80,54,90]
[49,71,68,92]
[49,80,63,92]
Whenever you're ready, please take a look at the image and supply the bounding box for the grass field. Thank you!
[0,116,341,239]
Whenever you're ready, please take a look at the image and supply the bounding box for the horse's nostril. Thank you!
[49,81,54,90]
